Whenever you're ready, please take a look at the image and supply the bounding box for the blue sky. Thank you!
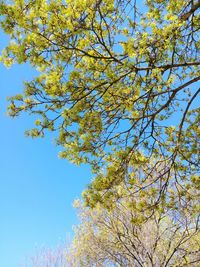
[0,32,91,267]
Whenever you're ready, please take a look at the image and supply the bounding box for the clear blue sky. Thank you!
[0,32,91,267]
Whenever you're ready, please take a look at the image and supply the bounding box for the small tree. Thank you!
[20,244,68,267]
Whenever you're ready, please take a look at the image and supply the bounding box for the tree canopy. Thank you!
[0,0,199,210]
[67,197,200,267]
[21,187,200,267]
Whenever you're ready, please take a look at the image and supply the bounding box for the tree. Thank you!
[67,196,200,267]
[20,244,68,267]
[20,189,200,267]
[0,0,199,209]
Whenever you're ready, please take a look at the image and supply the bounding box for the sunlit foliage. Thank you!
[0,0,199,210]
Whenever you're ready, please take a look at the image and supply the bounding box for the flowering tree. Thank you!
[67,196,200,267]
[20,190,200,267]
[20,245,68,267]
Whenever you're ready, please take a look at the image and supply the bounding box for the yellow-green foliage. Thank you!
[0,0,200,209]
